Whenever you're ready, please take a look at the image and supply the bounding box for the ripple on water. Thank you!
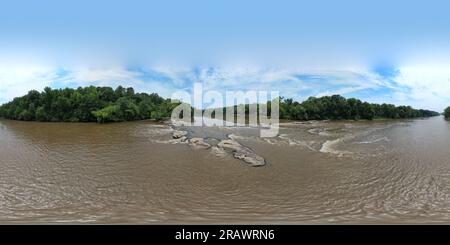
[2,117,450,223]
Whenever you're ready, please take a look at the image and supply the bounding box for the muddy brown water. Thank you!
[1,116,450,223]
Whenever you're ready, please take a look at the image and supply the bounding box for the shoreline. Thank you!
[0,115,442,125]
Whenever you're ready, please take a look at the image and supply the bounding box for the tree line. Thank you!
[278,95,440,120]
[0,86,178,122]
[0,87,441,123]
[171,95,440,122]
[445,107,450,119]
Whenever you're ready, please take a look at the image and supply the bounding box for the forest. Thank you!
[0,86,441,123]
[0,86,178,122]
[278,95,440,120]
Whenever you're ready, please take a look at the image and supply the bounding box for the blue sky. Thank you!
[1,0,450,111]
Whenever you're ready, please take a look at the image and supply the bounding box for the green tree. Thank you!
[35,106,47,121]
[0,88,440,123]
[276,95,438,121]
[444,107,450,119]
[0,86,173,123]
[92,105,121,123]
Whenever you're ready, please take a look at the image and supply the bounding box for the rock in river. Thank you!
[173,130,188,139]
[189,138,212,149]
[218,139,266,167]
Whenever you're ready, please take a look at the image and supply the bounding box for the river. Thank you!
[1,116,450,223]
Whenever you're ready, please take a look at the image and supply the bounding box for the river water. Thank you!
[1,116,450,223]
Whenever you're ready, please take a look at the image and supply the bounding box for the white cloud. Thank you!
[0,65,57,103]
[65,67,141,84]
[394,65,450,111]
[1,64,449,112]
[396,65,450,98]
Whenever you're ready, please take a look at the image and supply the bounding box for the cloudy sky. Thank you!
[1,0,450,111]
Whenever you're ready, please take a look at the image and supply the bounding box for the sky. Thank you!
[1,0,450,111]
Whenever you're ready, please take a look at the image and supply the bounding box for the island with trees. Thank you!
[0,86,441,123]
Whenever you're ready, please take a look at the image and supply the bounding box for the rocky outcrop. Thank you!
[218,139,266,166]
[170,130,188,143]
[173,130,188,139]
[168,127,266,167]
[189,137,211,149]
[210,146,227,157]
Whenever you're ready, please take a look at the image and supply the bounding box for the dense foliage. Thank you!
[0,87,439,123]
[0,86,178,122]
[279,95,439,120]
[444,106,450,119]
